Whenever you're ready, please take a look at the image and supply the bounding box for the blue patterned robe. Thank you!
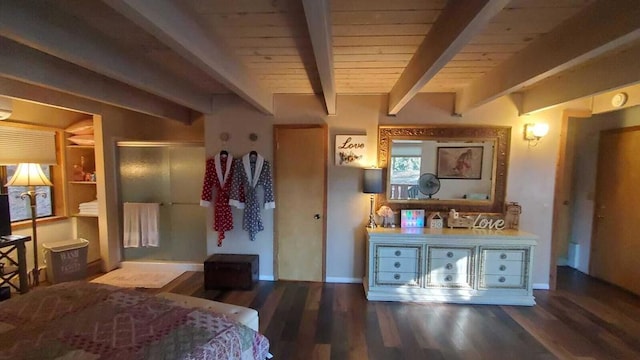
[229,153,275,240]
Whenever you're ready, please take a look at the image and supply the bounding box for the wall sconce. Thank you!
[524,123,549,147]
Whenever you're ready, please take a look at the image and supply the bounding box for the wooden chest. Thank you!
[204,254,259,290]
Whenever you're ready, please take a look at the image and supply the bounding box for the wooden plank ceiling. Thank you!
[1,0,638,120]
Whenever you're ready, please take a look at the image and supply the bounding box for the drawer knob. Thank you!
[499,276,506,283]
[394,262,401,268]
[500,253,507,260]
[394,274,401,280]
[445,263,453,270]
[499,265,507,271]
[395,250,401,256]
[445,275,453,282]
[447,252,454,258]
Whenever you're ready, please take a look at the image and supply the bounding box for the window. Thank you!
[390,156,421,185]
[3,165,53,222]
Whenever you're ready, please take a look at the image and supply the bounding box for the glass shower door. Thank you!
[118,144,206,262]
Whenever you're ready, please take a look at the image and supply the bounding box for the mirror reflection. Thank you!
[377,125,510,214]
[389,140,494,201]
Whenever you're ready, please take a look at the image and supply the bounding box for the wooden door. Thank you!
[590,126,640,295]
[274,125,326,281]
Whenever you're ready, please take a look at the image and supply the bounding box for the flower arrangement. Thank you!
[377,206,395,227]
[338,150,363,165]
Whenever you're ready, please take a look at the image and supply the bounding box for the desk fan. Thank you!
[418,173,440,199]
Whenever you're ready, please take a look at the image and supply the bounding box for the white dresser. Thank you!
[365,228,538,306]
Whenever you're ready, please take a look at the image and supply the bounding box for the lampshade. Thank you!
[363,168,384,194]
[5,163,53,187]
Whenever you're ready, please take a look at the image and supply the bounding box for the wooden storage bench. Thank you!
[204,254,259,290]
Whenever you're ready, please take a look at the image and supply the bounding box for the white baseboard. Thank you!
[533,283,550,290]
[325,277,362,284]
[120,261,203,272]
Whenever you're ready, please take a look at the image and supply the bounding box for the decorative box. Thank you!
[427,212,444,228]
[204,254,259,290]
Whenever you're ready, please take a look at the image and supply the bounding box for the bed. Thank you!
[0,281,270,359]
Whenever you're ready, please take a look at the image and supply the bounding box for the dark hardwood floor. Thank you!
[142,266,640,359]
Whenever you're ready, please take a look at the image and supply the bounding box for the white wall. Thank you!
[570,105,640,273]
[204,93,572,287]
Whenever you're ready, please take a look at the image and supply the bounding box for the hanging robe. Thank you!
[229,152,275,241]
[200,153,234,246]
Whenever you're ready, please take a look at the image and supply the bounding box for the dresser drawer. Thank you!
[378,257,418,273]
[376,271,419,285]
[427,273,473,288]
[482,249,525,262]
[481,274,525,288]
[482,261,524,276]
[377,246,419,259]
[429,247,473,261]
[429,258,469,275]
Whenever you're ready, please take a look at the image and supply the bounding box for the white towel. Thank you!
[140,203,159,247]
[123,202,160,248]
[123,203,140,248]
[78,200,99,215]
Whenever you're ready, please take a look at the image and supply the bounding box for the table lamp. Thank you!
[363,167,384,229]
[5,163,52,286]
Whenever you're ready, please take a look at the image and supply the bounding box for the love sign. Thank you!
[472,214,505,230]
[335,135,367,166]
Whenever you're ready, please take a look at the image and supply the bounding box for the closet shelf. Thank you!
[72,213,99,218]
[69,181,96,185]
[67,145,95,149]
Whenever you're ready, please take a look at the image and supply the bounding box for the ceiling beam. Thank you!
[456,0,640,114]
[0,38,191,123]
[302,0,336,115]
[0,76,104,117]
[387,0,509,115]
[520,43,640,114]
[104,0,274,115]
[0,0,212,115]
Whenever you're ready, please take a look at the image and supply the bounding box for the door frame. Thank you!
[550,109,591,290]
[588,125,640,278]
[272,124,328,281]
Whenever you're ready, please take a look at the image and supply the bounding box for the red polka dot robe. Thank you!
[200,153,234,246]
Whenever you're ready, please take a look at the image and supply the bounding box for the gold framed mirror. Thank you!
[377,125,511,214]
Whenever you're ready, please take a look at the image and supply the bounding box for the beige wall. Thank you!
[205,93,575,287]
[10,84,627,287]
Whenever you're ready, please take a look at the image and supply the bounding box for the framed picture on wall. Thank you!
[335,135,366,166]
[436,146,483,179]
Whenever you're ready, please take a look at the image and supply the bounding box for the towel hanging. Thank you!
[123,202,160,248]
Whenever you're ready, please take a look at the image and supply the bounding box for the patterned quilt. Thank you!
[0,282,270,360]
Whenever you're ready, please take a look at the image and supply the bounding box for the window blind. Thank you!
[0,125,57,165]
